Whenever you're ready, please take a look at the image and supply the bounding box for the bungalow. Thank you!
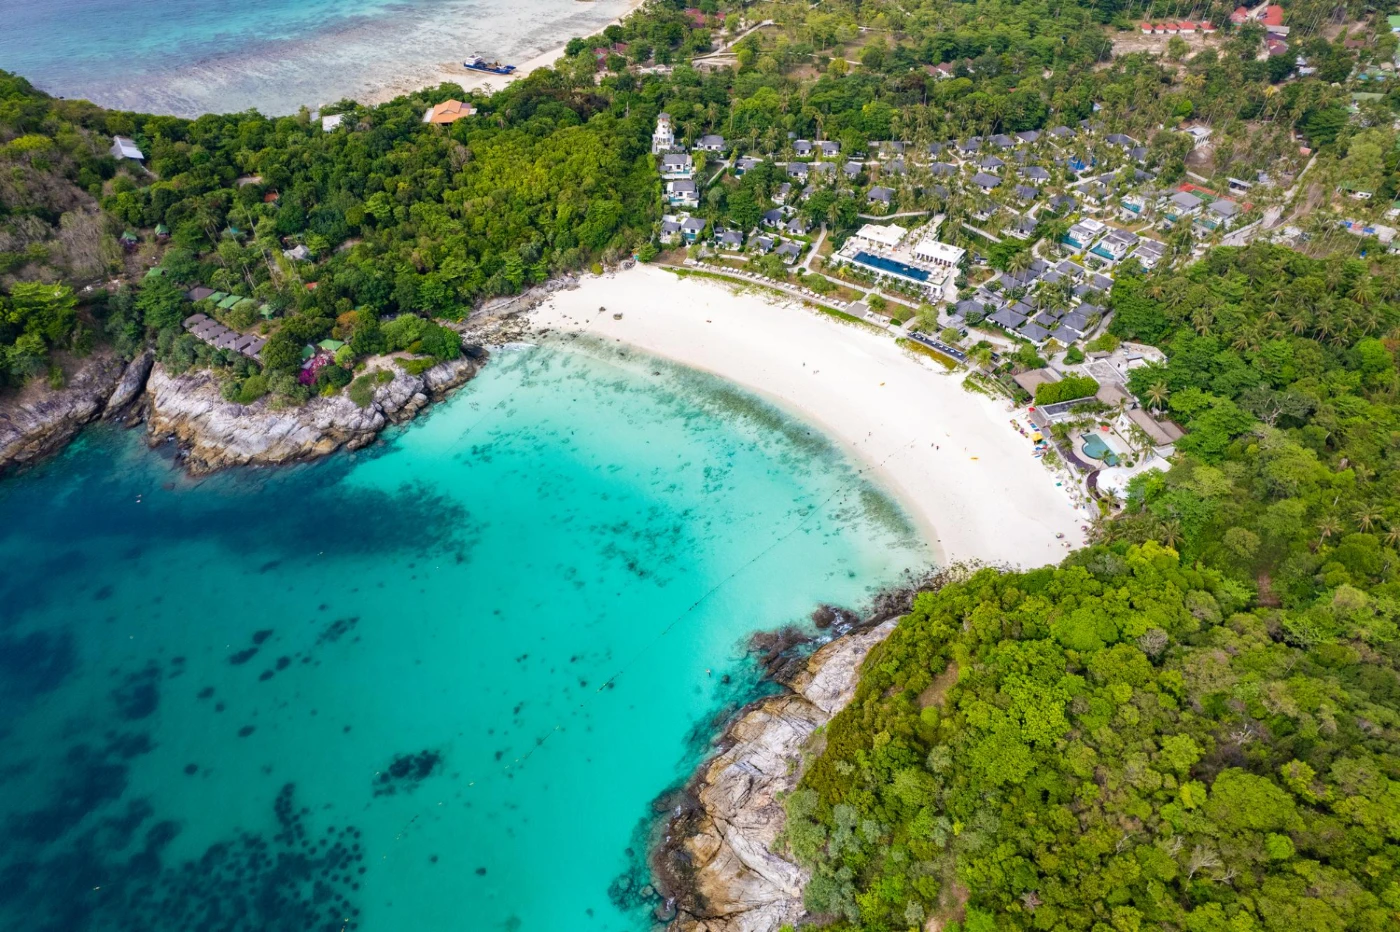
[1048,194,1078,213]
[972,172,1001,192]
[989,134,1017,149]
[1129,147,1149,162]
[1229,5,1250,24]
[422,99,476,124]
[1006,214,1038,240]
[666,178,700,208]
[810,161,836,177]
[1017,130,1042,144]
[761,208,787,229]
[1134,238,1168,269]
[1065,217,1107,249]
[867,186,895,207]
[714,230,744,250]
[972,202,998,222]
[1061,306,1097,333]
[1163,190,1203,222]
[843,160,863,179]
[1095,227,1139,261]
[818,140,841,158]
[1021,166,1051,182]
[787,162,810,180]
[930,162,958,176]
[775,241,803,264]
[1013,184,1040,203]
[955,299,985,321]
[110,135,144,161]
[659,217,684,245]
[1201,198,1240,228]
[680,216,708,242]
[1019,321,1054,343]
[958,137,982,154]
[978,155,1006,171]
[988,307,1029,331]
[774,182,792,204]
[783,216,810,236]
[793,139,814,157]
[1201,21,1217,33]
[884,159,906,176]
[661,153,695,179]
[751,234,776,255]
[734,156,763,175]
[694,134,727,152]
[1049,125,1076,140]
[283,244,312,261]
[1141,22,1154,34]
[1120,193,1147,220]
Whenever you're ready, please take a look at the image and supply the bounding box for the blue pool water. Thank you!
[0,338,929,930]
[1082,432,1120,466]
[853,251,931,282]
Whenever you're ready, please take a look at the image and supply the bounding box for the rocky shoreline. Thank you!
[650,584,935,932]
[144,350,484,475]
[0,343,490,478]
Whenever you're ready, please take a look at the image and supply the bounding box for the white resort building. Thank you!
[831,223,963,296]
[652,112,675,155]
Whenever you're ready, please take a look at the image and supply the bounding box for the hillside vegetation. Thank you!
[786,244,1400,931]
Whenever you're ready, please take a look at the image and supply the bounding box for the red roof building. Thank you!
[1261,4,1284,26]
[1141,22,1153,33]
[1229,6,1250,24]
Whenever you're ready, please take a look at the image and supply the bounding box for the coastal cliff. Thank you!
[144,353,484,475]
[0,348,151,473]
[655,620,897,932]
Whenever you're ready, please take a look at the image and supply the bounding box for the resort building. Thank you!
[110,136,144,161]
[1094,228,1140,261]
[653,113,675,154]
[694,134,726,153]
[1134,239,1167,269]
[1064,218,1106,250]
[422,100,476,124]
[831,223,961,296]
[660,153,694,180]
[666,179,699,208]
[182,313,266,360]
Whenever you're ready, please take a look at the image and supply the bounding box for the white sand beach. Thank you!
[360,0,649,106]
[528,266,1092,570]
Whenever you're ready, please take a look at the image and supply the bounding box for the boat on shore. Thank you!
[463,56,517,75]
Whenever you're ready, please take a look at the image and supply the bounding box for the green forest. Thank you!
[785,244,1400,931]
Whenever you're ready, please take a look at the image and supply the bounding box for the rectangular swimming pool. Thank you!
[853,251,931,282]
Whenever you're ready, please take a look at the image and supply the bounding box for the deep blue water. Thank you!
[0,339,929,930]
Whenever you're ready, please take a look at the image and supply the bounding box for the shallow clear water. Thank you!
[0,339,928,931]
[2,0,631,116]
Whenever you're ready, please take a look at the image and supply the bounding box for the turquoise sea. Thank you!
[0,339,929,931]
[0,0,632,116]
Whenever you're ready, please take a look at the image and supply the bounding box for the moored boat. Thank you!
[463,55,517,75]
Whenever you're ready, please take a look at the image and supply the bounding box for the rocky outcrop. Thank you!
[0,349,128,473]
[145,353,483,475]
[104,349,154,420]
[658,620,896,932]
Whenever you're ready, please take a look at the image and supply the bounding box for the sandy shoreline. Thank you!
[359,0,648,106]
[527,266,1092,571]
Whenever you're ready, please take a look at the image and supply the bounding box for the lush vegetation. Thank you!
[1034,374,1100,406]
[785,243,1400,930]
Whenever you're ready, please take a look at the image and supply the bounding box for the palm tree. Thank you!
[1146,380,1170,413]
[1384,524,1400,549]
[1355,505,1382,533]
[1316,515,1343,550]
[1157,518,1183,550]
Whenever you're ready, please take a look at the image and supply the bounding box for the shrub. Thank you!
[1035,374,1100,405]
[347,373,378,407]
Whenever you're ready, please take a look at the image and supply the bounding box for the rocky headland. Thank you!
[0,345,486,477]
[144,351,483,474]
[651,618,896,932]
[0,347,150,473]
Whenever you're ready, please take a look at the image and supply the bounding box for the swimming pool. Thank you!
[1082,433,1120,467]
[853,251,931,282]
